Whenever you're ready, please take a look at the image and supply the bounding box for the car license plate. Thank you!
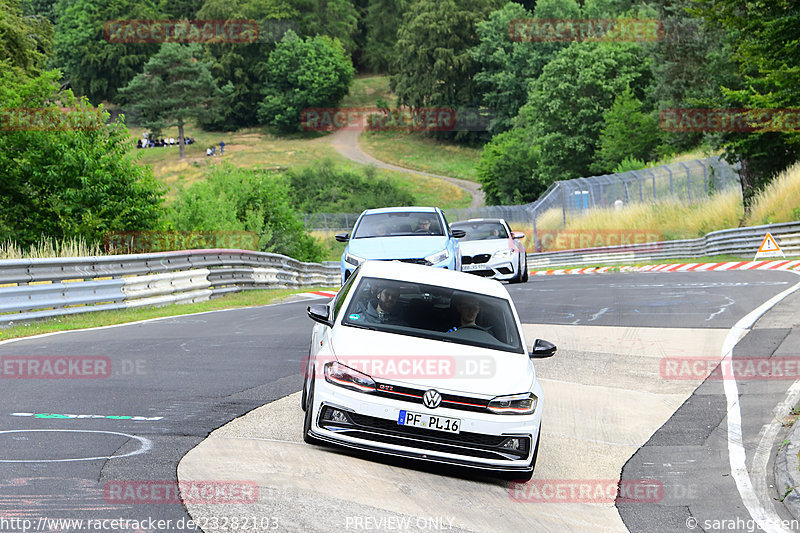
[461,264,485,272]
[398,410,461,434]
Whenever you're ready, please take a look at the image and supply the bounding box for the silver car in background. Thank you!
[451,218,528,283]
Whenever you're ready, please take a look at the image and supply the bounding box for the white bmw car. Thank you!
[450,218,528,283]
[302,260,555,479]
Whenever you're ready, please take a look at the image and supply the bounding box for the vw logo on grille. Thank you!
[423,389,442,409]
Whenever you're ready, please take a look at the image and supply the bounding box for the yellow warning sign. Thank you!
[754,232,785,260]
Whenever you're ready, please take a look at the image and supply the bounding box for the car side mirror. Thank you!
[530,338,556,358]
[307,305,333,327]
[511,231,525,240]
[451,229,467,238]
[335,233,350,242]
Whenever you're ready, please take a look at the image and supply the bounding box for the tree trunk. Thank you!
[739,157,754,222]
[178,119,186,159]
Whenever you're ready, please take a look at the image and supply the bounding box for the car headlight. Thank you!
[324,361,376,393]
[344,252,364,267]
[425,249,450,264]
[492,249,515,260]
[488,392,538,415]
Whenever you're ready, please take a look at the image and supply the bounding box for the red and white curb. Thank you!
[295,290,338,299]
[531,260,800,276]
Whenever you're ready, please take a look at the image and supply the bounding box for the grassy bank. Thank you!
[359,130,482,182]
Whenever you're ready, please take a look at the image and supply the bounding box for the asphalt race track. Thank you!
[1,271,799,532]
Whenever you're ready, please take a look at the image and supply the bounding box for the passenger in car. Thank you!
[447,294,481,332]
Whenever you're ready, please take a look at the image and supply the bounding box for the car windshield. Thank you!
[352,212,444,238]
[451,222,508,241]
[342,277,524,354]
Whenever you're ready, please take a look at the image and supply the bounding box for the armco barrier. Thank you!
[0,249,340,325]
[527,221,800,268]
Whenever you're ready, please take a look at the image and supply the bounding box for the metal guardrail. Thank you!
[0,249,340,325]
[526,221,800,268]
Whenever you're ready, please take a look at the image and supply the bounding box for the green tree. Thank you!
[390,0,503,110]
[197,0,297,129]
[470,0,577,135]
[286,162,415,213]
[0,65,164,246]
[53,0,164,103]
[363,0,408,72]
[1,0,53,74]
[518,42,653,183]
[118,43,232,159]
[258,30,354,133]
[592,87,661,174]
[476,128,544,204]
[167,164,324,262]
[691,0,800,208]
[291,0,361,55]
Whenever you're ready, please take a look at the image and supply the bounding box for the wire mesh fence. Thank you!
[301,157,741,236]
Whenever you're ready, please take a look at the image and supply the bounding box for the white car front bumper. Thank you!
[308,377,541,473]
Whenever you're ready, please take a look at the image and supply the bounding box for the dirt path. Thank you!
[330,126,485,208]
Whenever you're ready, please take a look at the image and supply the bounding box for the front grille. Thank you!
[396,258,432,266]
[374,382,490,413]
[319,407,530,461]
[462,254,491,265]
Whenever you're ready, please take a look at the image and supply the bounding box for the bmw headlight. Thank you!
[488,392,538,415]
[324,361,376,393]
[424,249,450,264]
[492,249,515,260]
[345,252,364,266]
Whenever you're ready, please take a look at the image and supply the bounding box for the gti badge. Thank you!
[423,389,442,409]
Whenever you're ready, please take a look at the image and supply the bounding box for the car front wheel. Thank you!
[303,376,320,444]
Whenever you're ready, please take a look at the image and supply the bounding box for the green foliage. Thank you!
[592,87,661,174]
[0,66,164,247]
[1,0,53,74]
[285,162,415,213]
[118,43,232,158]
[53,0,164,103]
[476,128,545,205]
[167,164,324,261]
[691,0,800,208]
[470,1,577,135]
[197,0,297,129]
[391,0,503,110]
[258,31,354,133]
[518,42,653,184]
[293,0,360,56]
[612,156,646,174]
[363,0,408,72]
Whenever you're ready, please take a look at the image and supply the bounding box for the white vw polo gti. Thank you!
[302,260,555,479]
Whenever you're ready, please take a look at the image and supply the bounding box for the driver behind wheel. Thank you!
[414,217,432,233]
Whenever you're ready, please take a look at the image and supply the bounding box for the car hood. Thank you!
[348,236,450,260]
[459,239,512,256]
[328,327,534,396]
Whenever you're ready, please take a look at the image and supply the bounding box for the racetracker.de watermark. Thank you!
[104,230,258,253]
[104,480,258,504]
[300,107,493,132]
[661,357,800,380]
[1,356,111,379]
[660,108,800,132]
[536,230,663,252]
[104,19,259,43]
[303,355,496,380]
[509,18,663,42]
[1,107,105,132]
[508,479,663,503]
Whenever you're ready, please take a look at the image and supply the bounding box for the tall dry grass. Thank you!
[745,162,800,226]
[532,188,745,248]
[0,236,104,260]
